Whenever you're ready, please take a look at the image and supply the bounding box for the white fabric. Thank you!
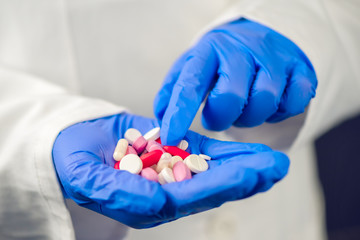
[0,0,359,239]
[0,68,125,239]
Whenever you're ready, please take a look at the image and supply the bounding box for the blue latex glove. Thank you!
[154,18,317,145]
[52,113,289,228]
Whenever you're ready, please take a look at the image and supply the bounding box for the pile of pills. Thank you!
[113,127,210,184]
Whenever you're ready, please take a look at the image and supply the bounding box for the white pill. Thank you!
[143,127,161,141]
[183,154,190,165]
[156,152,172,173]
[119,154,143,174]
[158,167,176,185]
[160,152,172,162]
[184,154,208,173]
[113,139,128,161]
[199,154,211,161]
[177,140,189,151]
[124,128,142,145]
[170,156,183,168]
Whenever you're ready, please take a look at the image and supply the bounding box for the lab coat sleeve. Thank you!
[208,0,360,147]
[0,67,125,239]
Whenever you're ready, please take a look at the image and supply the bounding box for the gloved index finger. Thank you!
[154,52,189,123]
[160,40,218,146]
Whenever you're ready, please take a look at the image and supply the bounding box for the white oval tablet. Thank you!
[177,140,189,151]
[170,156,183,168]
[124,128,142,145]
[159,152,172,162]
[113,139,128,161]
[156,152,172,173]
[119,154,143,174]
[158,167,176,185]
[143,127,161,141]
[199,154,211,161]
[184,154,208,173]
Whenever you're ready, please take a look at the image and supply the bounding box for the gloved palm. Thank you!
[52,113,289,228]
[155,18,317,145]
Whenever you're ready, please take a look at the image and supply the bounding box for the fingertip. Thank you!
[272,151,290,180]
[159,119,183,146]
[154,52,190,121]
[160,94,197,146]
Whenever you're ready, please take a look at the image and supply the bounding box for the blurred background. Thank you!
[1,0,359,239]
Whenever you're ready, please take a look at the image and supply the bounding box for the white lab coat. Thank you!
[0,0,359,239]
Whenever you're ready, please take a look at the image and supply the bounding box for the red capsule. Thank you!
[140,150,163,168]
[114,161,120,169]
[163,146,190,159]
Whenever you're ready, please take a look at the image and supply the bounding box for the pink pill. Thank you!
[146,140,162,152]
[149,144,165,153]
[173,161,192,182]
[141,167,159,182]
[132,136,147,154]
[126,145,137,155]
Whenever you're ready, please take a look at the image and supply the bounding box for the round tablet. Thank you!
[199,154,211,161]
[177,140,189,151]
[124,128,142,145]
[119,154,143,174]
[170,156,183,168]
[184,154,208,173]
[156,153,172,173]
[160,152,172,162]
[143,127,160,141]
[158,167,176,185]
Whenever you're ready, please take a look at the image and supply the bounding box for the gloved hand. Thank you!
[154,18,317,145]
[52,113,289,228]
